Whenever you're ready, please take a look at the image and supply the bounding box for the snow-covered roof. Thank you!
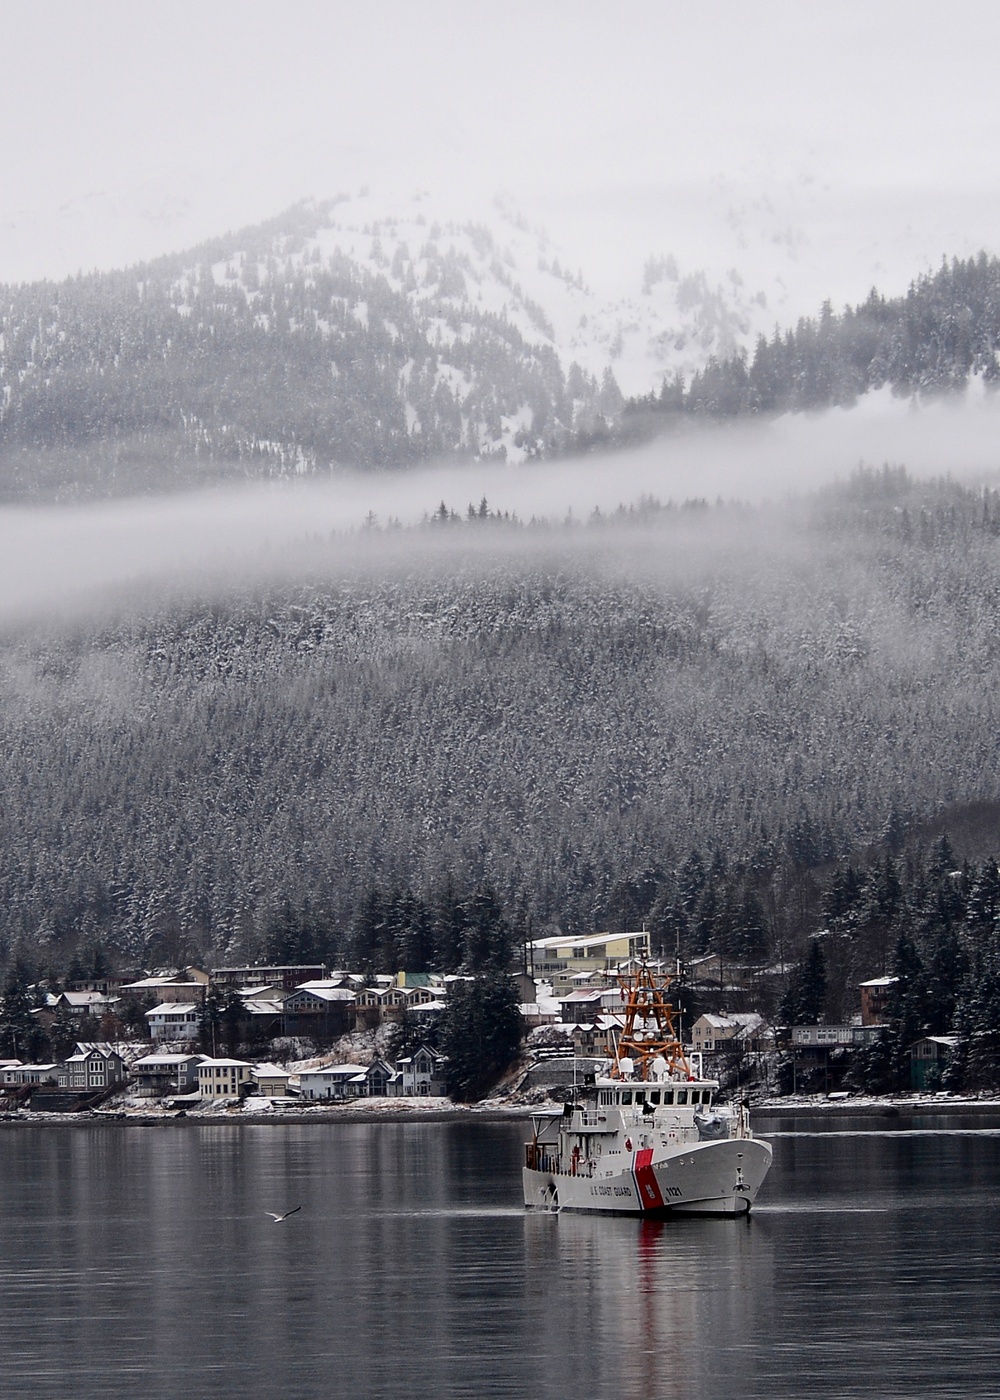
[531,931,647,952]
[253,1063,291,1079]
[287,987,356,1003]
[300,1063,368,1078]
[859,976,898,988]
[63,1047,121,1064]
[132,1053,204,1068]
[146,1002,200,1016]
[49,990,120,1008]
[198,1058,253,1069]
[121,975,187,990]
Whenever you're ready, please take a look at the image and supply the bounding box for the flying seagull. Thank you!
[265,1206,302,1223]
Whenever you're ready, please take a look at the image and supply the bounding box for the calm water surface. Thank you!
[1,1113,999,1399]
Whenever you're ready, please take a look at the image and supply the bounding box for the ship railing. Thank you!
[525,1144,596,1178]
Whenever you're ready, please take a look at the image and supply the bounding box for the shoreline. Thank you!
[4,1092,1000,1127]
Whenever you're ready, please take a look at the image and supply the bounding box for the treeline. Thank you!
[3,470,1000,1002]
[624,252,1000,427]
[774,837,1000,1093]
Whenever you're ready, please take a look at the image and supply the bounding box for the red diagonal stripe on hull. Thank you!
[634,1148,665,1210]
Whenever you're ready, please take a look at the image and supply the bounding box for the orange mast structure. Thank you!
[612,962,691,1080]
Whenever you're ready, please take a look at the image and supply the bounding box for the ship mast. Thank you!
[612,961,691,1081]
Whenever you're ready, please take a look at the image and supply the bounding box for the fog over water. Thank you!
[3,386,1000,625]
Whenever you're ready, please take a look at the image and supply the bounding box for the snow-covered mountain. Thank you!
[0,187,779,490]
[2,178,999,499]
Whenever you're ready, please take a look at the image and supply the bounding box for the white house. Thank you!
[146,1003,201,1042]
[46,990,122,1020]
[299,1064,369,1100]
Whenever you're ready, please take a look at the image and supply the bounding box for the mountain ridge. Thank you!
[1,190,998,501]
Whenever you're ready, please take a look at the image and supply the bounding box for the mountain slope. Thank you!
[0,192,769,498]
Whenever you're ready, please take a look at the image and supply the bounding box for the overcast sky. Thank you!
[5,0,1000,295]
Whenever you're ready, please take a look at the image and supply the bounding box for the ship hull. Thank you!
[523,1135,772,1216]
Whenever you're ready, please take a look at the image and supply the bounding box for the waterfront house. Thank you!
[788,1023,883,1093]
[121,969,210,1003]
[252,1063,292,1097]
[390,1045,446,1097]
[62,1044,128,1091]
[238,998,285,1040]
[197,1058,254,1099]
[910,1035,958,1090]
[354,984,409,1027]
[299,1064,370,1100]
[365,1058,393,1096]
[791,1024,882,1048]
[3,1063,60,1085]
[131,1052,205,1096]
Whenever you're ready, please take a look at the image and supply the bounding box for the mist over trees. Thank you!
[624,252,1000,430]
[3,469,1000,1033]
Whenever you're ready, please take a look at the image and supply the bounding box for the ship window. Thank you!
[662,1091,674,1105]
[634,1090,644,1103]
[690,1090,701,1104]
[620,1090,632,1105]
[648,1090,660,1105]
[676,1090,688,1105]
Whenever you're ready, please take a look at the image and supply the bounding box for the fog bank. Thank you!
[2,385,999,624]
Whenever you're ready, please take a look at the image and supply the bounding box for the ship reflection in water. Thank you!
[2,1116,1000,1399]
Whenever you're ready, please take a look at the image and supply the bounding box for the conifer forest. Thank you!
[3,466,1000,1080]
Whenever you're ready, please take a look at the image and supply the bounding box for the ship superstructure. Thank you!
[522,961,772,1215]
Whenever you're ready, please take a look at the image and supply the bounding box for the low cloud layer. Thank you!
[2,385,999,626]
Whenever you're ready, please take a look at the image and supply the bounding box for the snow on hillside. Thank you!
[295,187,770,399]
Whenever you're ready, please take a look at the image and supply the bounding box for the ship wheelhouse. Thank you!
[596,1083,715,1109]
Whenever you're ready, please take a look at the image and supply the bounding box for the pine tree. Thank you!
[779,939,827,1025]
[439,970,522,1101]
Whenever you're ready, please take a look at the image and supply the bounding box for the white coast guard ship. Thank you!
[523,963,772,1215]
